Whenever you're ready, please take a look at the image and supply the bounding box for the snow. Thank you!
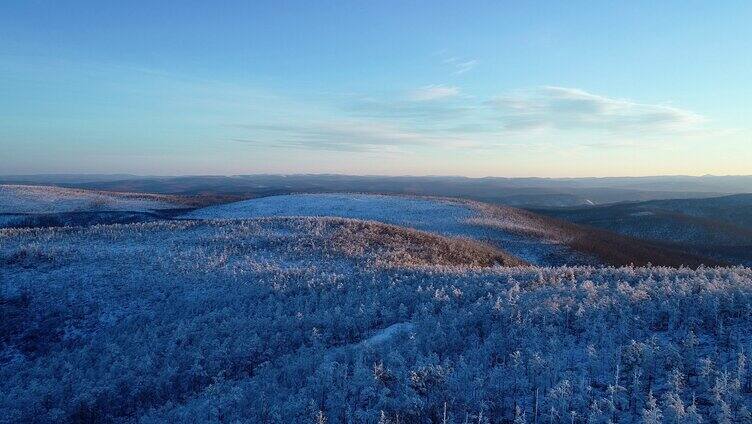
[2,219,750,422]
[184,193,593,266]
[0,185,180,214]
[362,322,415,346]
[184,193,474,233]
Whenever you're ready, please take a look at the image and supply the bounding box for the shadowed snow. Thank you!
[0,185,181,214]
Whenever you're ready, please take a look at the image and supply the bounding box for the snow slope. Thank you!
[184,193,593,266]
[0,184,181,214]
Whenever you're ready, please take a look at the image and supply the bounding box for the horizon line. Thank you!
[2,172,752,180]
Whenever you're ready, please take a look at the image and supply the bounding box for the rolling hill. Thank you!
[0,185,721,267]
[0,184,184,214]
[183,193,720,267]
[0,185,230,229]
[534,193,752,265]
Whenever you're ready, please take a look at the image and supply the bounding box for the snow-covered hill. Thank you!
[536,194,752,266]
[184,193,594,266]
[185,193,471,230]
[2,219,750,422]
[0,184,182,214]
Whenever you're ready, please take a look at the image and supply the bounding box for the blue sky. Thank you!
[1,1,750,176]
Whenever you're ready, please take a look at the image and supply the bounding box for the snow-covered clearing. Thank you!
[362,322,415,346]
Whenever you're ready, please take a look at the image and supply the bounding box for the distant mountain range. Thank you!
[2,174,750,207]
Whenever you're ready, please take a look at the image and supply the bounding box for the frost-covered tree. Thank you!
[684,396,703,424]
[663,392,685,424]
[641,390,662,424]
[514,405,527,424]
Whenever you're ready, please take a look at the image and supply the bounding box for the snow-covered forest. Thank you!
[2,218,751,423]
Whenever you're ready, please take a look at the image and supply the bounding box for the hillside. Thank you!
[534,193,752,265]
[0,185,232,229]
[0,184,185,214]
[183,193,589,266]
[184,193,719,267]
[2,219,750,422]
[0,185,721,267]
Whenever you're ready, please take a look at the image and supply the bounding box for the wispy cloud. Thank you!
[344,87,474,124]
[234,121,477,152]
[454,60,478,74]
[233,86,710,154]
[408,85,460,101]
[441,56,478,75]
[490,86,705,134]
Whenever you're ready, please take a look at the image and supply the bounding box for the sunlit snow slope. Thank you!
[184,193,593,266]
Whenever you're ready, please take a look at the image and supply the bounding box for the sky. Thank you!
[1,0,750,177]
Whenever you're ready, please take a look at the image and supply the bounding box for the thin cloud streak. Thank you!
[408,85,460,101]
[490,86,705,134]
[234,121,480,152]
[441,55,478,74]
